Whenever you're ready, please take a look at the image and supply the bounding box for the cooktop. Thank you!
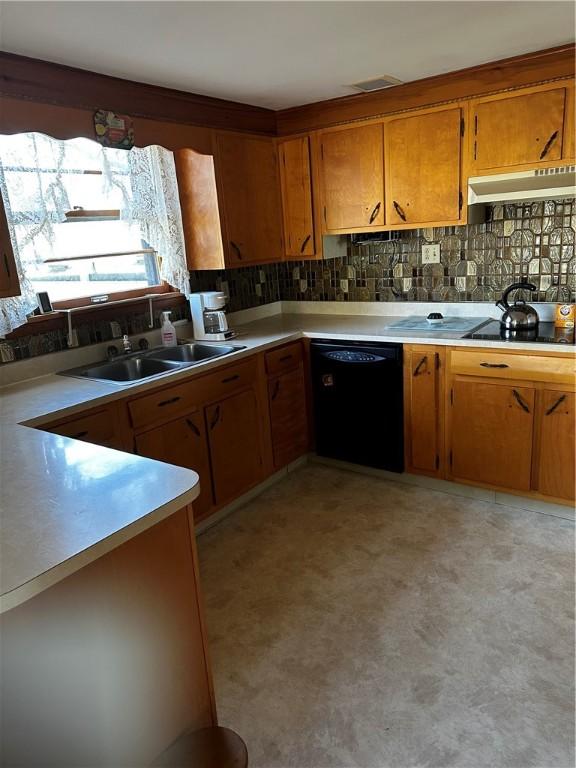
[465,321,575,345]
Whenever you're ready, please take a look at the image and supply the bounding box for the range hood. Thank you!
[468,165,576,205]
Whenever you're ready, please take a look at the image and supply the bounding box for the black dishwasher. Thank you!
[311,340,404,472]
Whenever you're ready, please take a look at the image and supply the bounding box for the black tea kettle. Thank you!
[496,282,539,330]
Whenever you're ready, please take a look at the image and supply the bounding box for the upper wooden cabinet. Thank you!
[469,83,572,174]
[385,105,464,228]
[278,136,316,259]
[215,132,284,266]
[318,123,384,232]
[0,192,21,299]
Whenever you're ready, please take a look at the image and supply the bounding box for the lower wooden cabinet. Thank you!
[449,379,535,492]
[206,389,263,506]
[403,345,445,476]
[42,402,131,452]
[534,390,575,500]
[135,412,214,522]
[268,366,308,468]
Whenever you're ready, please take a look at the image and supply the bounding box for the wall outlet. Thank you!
[422,244,441,264]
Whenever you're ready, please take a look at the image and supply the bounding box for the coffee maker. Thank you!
[189,291,235,341]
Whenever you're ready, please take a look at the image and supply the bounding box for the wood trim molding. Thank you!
[276,43,576,135]
[0,52,277,135]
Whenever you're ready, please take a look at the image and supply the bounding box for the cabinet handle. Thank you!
[3,253,10,277]
[71,430,89,439]
[186,418,200,437]
[512,389,530,413]
[413,355,427,376]
[271,380,281,400]
[157,396,181,407]
[393,200,407,222]
[209,405,221,430]
[300,234,311,254]
[480,362,509,369]
[279,354,293,363]
[221,374,239,384]
[539,130,559,160]
[368,201,381,224]
[545,394,566,416]
[230,241,243,260]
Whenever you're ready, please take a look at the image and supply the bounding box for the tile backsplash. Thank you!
[1,199,574,366]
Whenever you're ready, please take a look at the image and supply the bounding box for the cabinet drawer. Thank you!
[265,342,303,376]
[128,357,258,430]
[128,380,202,430]
[450,349,576,385]
[46,408,118,446]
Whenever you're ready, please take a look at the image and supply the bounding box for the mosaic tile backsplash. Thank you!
[2,200,574,365]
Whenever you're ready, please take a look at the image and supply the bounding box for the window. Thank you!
[0,134,188,328]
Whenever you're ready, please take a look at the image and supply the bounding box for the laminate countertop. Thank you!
[1,311,574,613]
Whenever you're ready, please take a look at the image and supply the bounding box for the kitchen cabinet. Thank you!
[469,83,569,174]
[450,379,535,491]
[135,412,214,521]
[265,342,308,468]
[0,191,21,299]
[403,345,445,477]
[215,132,284,265]
[206,389,263,506]
[43,402,131,452]
[319,123,384,232]
[385,106,464,227]
[534,390,575,501]
[278,136,316,259]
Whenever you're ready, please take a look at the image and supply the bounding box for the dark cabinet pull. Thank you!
[512,389,530,413]
[3,253,10,277]
[393,200,407,222]
[222,374,239,384]
[539,130,559,160]
[230,241,243,260]
[71,430,89,439]
[300,234,311,254]
[413,356,428,376]
[271,380,281,401]
[157,396,181,407]
[209,405,221,430]
[186,418,200,437]
[545,394,566,416]
[480,362,509,369]
[368,201,381,224]
[279,354,293,363]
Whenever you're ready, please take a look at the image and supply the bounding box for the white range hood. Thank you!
[468,165,576,205]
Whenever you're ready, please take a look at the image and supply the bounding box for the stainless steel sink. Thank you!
[59,342,246,384]
[144,342,240,364]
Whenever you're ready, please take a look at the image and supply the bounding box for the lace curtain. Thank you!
[0,133,189,336]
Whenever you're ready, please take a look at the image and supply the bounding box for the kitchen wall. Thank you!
[2,199,574,365]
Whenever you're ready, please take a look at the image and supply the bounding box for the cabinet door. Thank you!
[206,389,262,507]
[0,192,21,299]
[386,107,463,226]
[450,379,535,491]
[279,136,315,258]
[472,87,566,172]
[319,123,384,231]
[268,365,308,468]
[215,133,284,265]
[535,390,575,501]
[135,413,214,521]
[404,347,444,475]
[174,149,225,270]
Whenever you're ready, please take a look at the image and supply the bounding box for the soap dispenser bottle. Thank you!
[160,311,177,347]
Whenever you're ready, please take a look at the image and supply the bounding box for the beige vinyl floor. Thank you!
[197,463,575,768]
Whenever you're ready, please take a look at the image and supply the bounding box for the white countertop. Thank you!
[1,308,574,613]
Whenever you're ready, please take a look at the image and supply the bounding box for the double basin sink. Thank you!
[59,342,246,384]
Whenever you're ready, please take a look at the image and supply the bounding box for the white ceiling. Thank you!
[0,1,574,110]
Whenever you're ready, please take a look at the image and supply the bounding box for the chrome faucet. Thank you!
[122,334,132,354]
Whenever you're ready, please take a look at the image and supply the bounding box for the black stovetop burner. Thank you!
[465,321,575,345]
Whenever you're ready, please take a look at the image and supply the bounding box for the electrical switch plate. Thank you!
[422,244,441,264]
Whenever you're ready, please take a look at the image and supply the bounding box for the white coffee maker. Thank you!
[189,291,235,341]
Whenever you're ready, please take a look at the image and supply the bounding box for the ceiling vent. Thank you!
[350,75,403,92]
